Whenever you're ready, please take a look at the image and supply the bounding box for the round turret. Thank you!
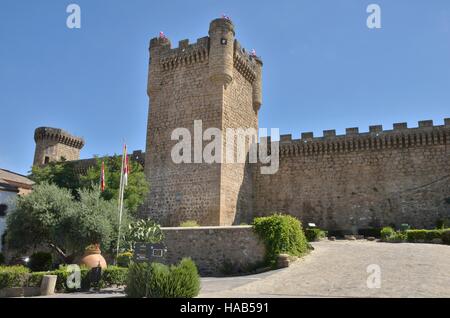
[208,18,235,87]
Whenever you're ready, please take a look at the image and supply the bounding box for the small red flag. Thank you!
[100,161,105,192]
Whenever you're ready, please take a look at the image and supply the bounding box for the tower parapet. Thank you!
[33,127,84,166]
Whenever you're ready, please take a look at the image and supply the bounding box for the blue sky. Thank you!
[0,0,449,175]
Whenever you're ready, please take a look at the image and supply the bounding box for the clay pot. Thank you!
[79,244,107,269]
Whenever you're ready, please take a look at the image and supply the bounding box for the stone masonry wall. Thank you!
[253,120,450,232]
[161,226,266,276]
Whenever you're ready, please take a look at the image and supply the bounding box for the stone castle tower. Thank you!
[33,127,84,166]
[144,18,262,226]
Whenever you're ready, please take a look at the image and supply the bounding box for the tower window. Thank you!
[44,156,50,164]
[220,38,227,45]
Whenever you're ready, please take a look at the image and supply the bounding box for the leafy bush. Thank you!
[387,231,407,243]
[304,228,327,242]
[253,214,310,266]
[442,230,450,245]
[27,271,47,287]
[380,227,395,241]
[100,266,128,288]
[179,220,200,227]
[0,253,4,265]
[117,252,133,268]
[125,258,200,298]
[406,230,428,242]
[0,265,30,289]
[28,252,53,272]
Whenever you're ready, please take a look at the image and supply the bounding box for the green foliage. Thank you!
[28,252,53,272]
[117,252,133,268]
[124,219,163,252]
[6,182,73,252]
[406,229,450,243]
[442,230,450,245]
[1,265,129,291]
[6,183,129,258]
[304,228,327,242]
[380,227,395,241]
[61,187,128,255]
[80,156,149,216]
[30,161,80,197]
[125,258,200,298]
[179,220,200,227]
[0,265,30,289]
[125,262,152,298]
[252,214,310,266]
[0,253,4,265]
[100,266,128,288]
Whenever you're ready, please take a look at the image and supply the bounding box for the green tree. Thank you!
[30,159,80,197]
[6,183,129,262]
[80,155,148,217]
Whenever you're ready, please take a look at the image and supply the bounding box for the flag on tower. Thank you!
[100,161,105,192]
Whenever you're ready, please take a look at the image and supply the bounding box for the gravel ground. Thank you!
[199,240,450,298]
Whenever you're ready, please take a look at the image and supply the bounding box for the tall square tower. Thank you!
[144,18,262,226]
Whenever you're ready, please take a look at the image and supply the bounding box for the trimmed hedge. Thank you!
[100,266,128,288]
[406,229,450,243]
[0,266,30,289]
[1,265,129,292]
[125,258,200,298]
[253,214,310,266]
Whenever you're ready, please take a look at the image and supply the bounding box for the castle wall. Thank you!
[161,226,266,276]
[253,121,450,232]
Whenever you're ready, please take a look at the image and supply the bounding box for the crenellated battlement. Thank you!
[153,37,210,71]
[260,119,450,157]
[34,127,84,149]
[233,41,261,84]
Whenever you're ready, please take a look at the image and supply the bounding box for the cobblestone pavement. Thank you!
[35,241,450,298]
[199,240,450,298]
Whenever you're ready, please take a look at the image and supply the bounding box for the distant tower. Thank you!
[33,127,84,166]
[144,18,263,226]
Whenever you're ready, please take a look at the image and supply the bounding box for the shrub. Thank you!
[28,252,53,272]
[117,252,133,268]
[27,271,47,287]
[0,265,30,289]
[387,231,406,243]
[253,214,310,266]
[179,220,200,227]
[380,227,395,241]
[52,265,90,292]
[125,258,200,298]
[406,230,428,243]
[304,228,327,242]
[100,266,128,288]
[125,262,153,298]
[442,230,450,245]
[0,253,5,265]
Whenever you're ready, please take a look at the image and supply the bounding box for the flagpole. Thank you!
[116,144,126,262]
